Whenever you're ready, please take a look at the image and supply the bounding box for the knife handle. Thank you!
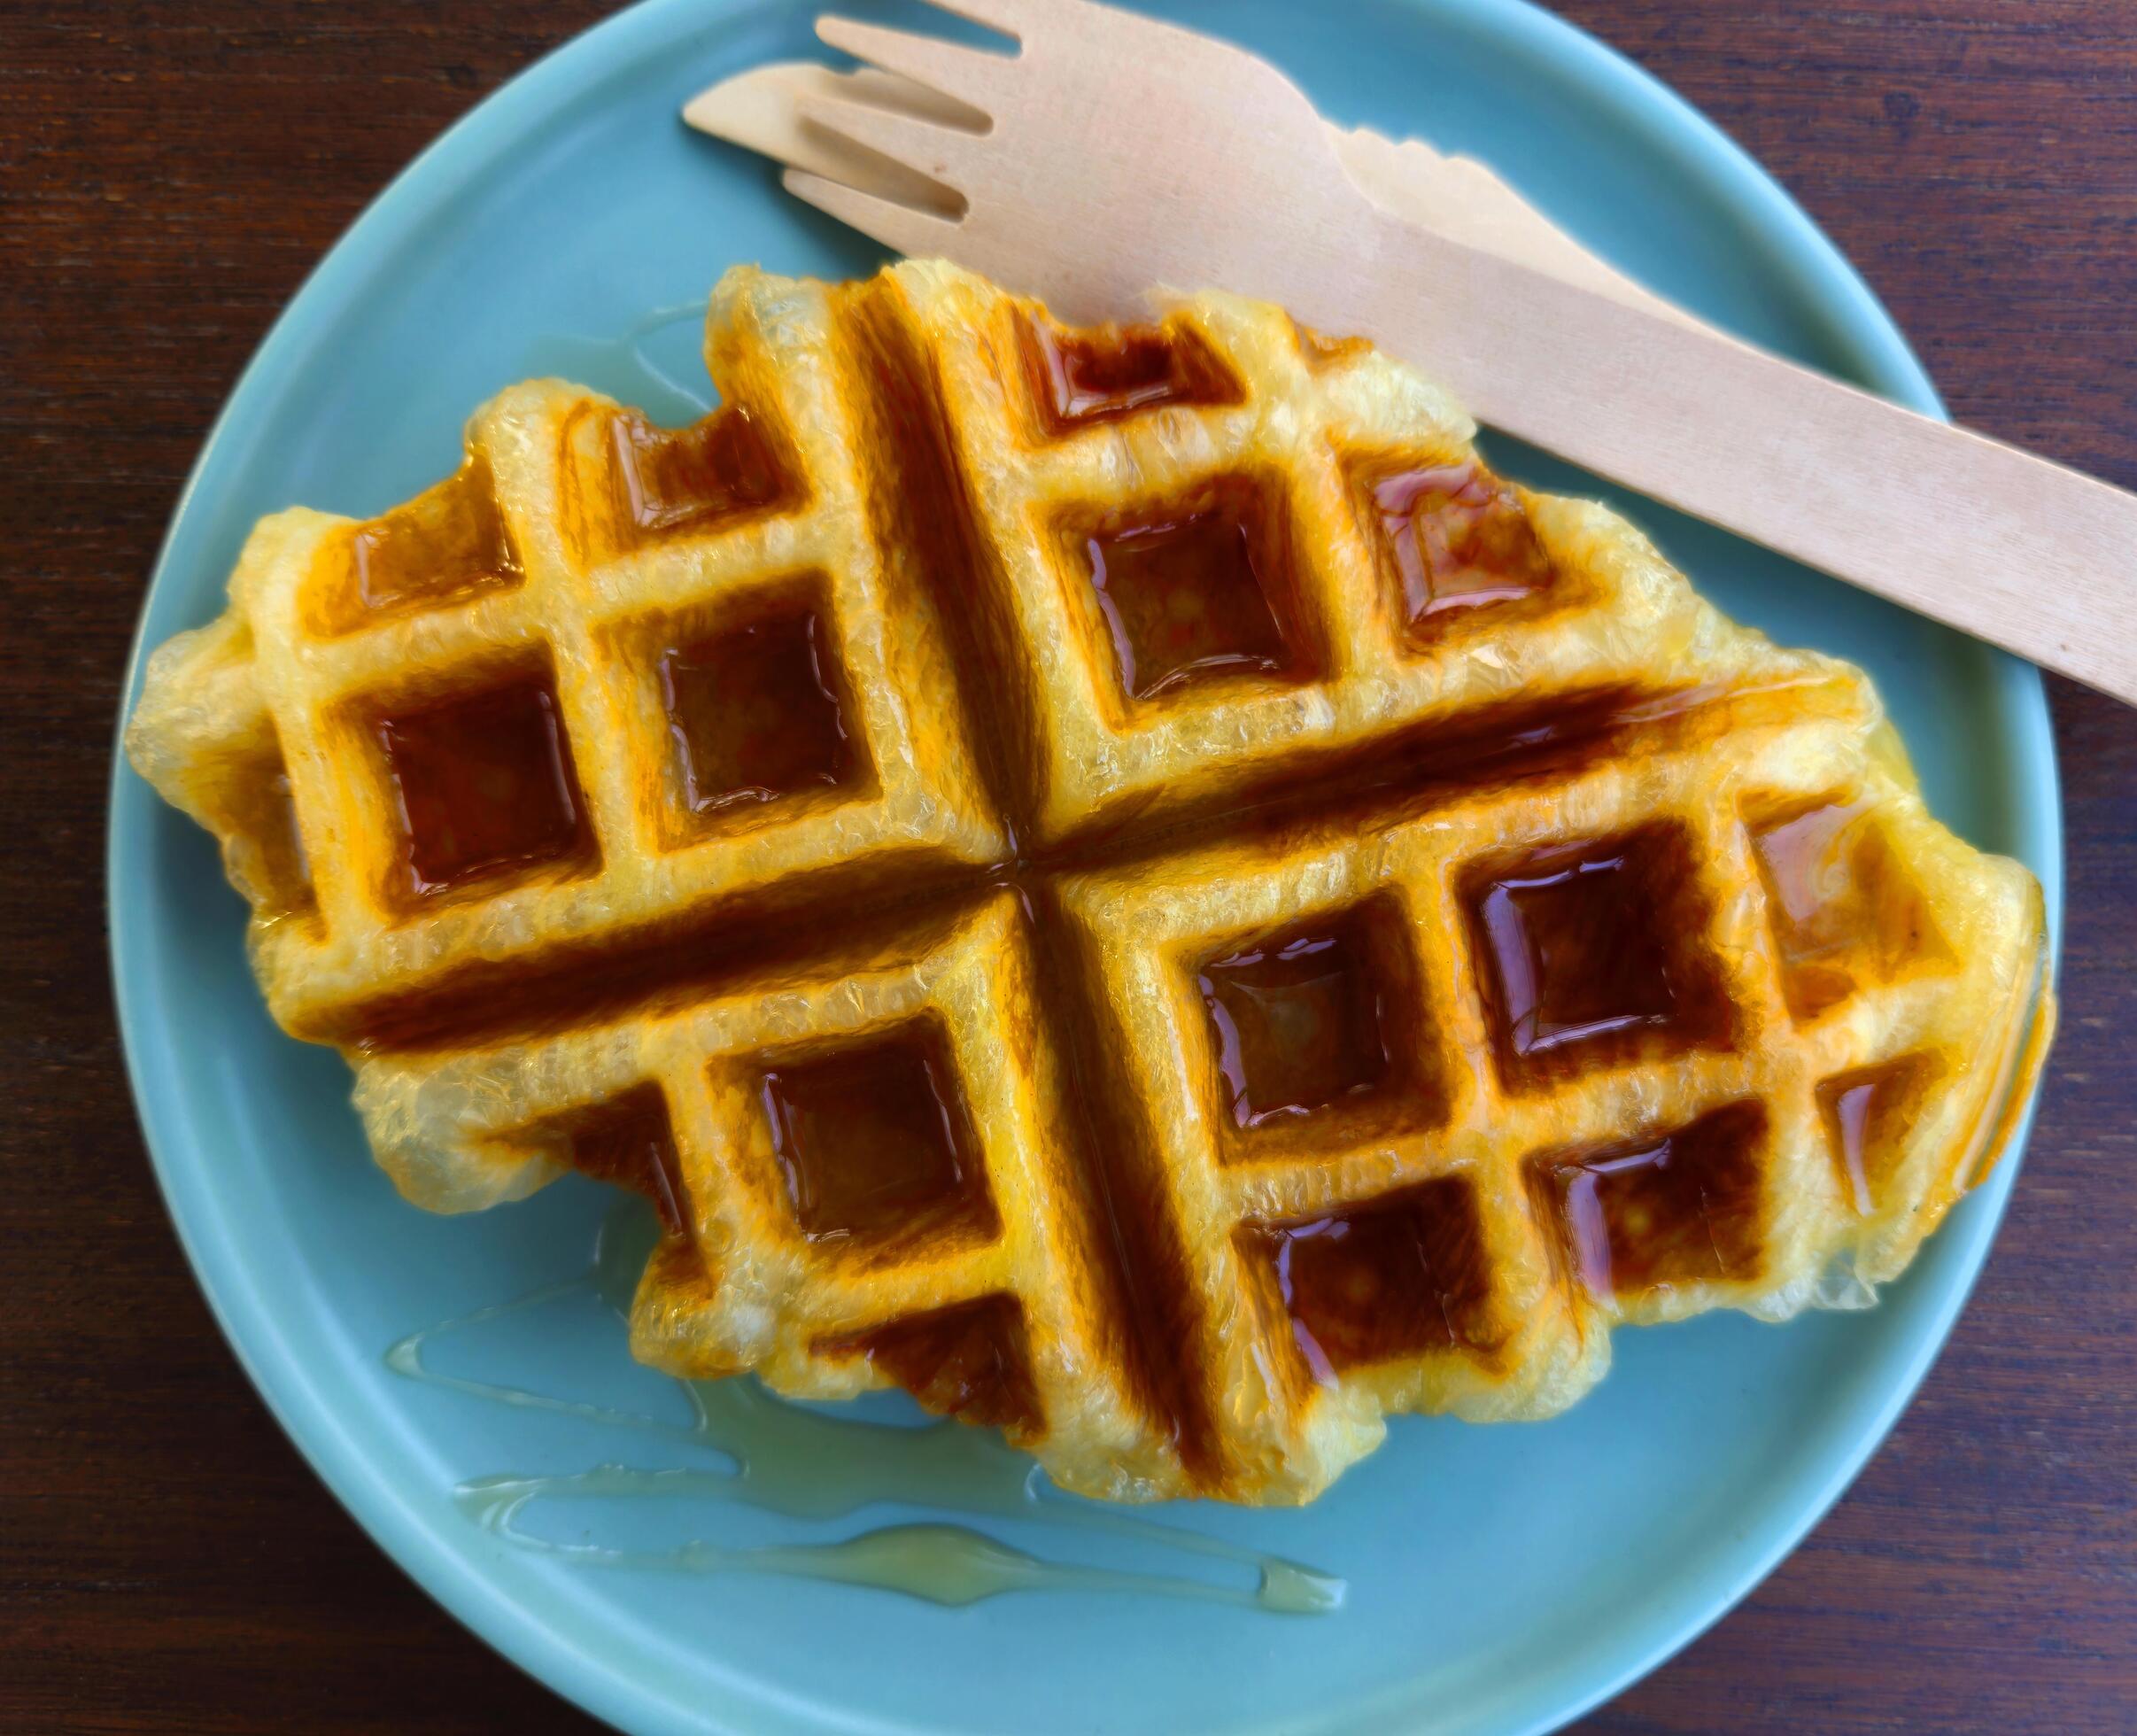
[1350,212,2137,709]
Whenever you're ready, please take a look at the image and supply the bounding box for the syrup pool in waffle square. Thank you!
[354,893,1187,1500]
[892,264,1712,850]
[1049,834,1582,1497]
[554,291,1008,882]
[190,277,1008,1040]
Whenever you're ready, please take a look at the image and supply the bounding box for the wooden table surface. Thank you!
[4,2,2132,1730]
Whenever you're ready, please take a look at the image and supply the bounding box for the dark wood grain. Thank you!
[1,3,2130,1731]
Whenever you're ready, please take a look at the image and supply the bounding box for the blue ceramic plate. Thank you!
[109,2,2063,1732]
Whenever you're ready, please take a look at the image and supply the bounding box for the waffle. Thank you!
[128,260,2054,1505]
[124,273,1004,1042]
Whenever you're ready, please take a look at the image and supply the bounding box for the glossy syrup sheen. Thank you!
[314,452,523,635]
[659,596,859,820]
[1079,484,1309,702]
[1466,825,1732,1085]
[1198,920,1391,1131]
[1817,1057,1930,1214]
[1362,458,1556,639]
[336,679,1751,1053]
[1190,900,1444,1158]
[604,404,789,549]
[1019,314,1240,433]
[757,1022,998,1247]
[1749,797,1947,1019]
[385,1197,1341,1614]
[1537,1100,1769,1302]
[373,674,594,903]
[824,1294,1042,1436]
[1245,1174,1495,1381]
[553,1084,690,1238]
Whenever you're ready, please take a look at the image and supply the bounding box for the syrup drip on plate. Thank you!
[523,302,715,422]
[385,1197,1342,1614]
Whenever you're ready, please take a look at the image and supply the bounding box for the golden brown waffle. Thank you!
[125,273,1004,1043]
[128,260,2054,1504]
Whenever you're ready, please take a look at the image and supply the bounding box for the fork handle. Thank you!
[1336,211,2137,707]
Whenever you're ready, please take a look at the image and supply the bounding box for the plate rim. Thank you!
[104,2,2067,1732]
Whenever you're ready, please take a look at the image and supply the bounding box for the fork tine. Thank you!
[909,0,1035,40]
[684,64,968,213]
[782,167,967,256]
[816,16,1006,115]
[796,91,979,195]
[835,66,990,131]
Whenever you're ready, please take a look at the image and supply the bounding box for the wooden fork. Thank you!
[697,0,2137,704]
[684,61,1704,332]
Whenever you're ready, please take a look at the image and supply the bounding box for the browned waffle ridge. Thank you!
[126,261,2054,1504]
